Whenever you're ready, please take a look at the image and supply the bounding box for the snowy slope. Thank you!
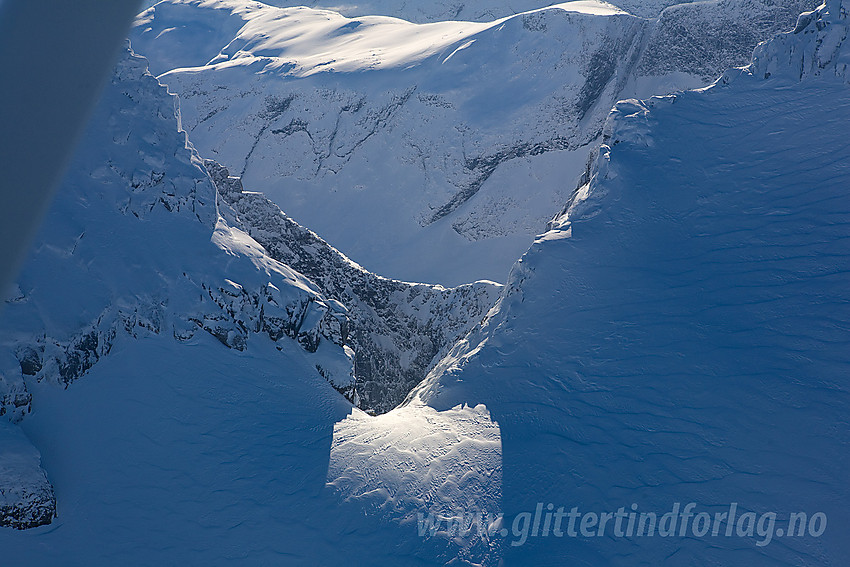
[328,400,503,564]
[0,336,363,564]
[404,1,850,563]
[131,0,816,286]
[197,0,723,21]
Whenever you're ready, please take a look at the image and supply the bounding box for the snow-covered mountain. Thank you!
[0,43,496,532]
[2,0,847,565]
[0,45,498,560]
[400,0,848,563]
[130,0,816,285]
[0,46,359,415]
[0,45,352,529]
[0,420,54,530]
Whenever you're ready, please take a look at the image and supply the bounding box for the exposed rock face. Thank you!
[208,161,501,413]
[637,0,819,81]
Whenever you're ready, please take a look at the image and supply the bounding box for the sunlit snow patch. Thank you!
[328,401,502,555]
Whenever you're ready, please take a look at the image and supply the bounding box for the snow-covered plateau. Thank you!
[1,0,848,565]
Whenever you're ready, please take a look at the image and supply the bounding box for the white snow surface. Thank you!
[328,401,503,561]
[139,0,628,77]
[0,336,468,564]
